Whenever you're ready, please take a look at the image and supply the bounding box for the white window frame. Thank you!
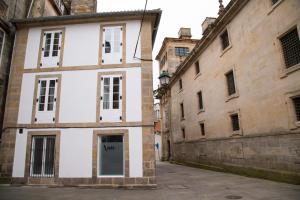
[101,26,123,65]
[34,78,58,124]
[30,136,56,177]
[99,74,123,122]
[40,29,63,68]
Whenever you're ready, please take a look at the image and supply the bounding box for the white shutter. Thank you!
[100,75,122,122]
[102,26,123,65]
[35,78,58,123]
[40,30,62,68]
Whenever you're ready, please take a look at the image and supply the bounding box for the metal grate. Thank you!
[221,30,230,50]
[226,70,236,96]
[293,97,300,121]
[197,91,203,110]
[30,136,55,178]
[231,114,240,131]
[280,28,300,68]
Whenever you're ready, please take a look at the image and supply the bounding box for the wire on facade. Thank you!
[133,0,153,62]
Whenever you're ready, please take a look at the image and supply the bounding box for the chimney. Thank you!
[178,28,192,39]
[201,17,216,34]
[71,0,97,15]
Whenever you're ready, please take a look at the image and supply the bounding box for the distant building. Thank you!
[0,0,161,187]
[154,103,161,160]
[155,28,199,161]
[156,0,300,183]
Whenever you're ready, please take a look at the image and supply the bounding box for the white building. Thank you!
[0,0,161,187]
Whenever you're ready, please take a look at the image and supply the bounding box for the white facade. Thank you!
[13,19,146,179]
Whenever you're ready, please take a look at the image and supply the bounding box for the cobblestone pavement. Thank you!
[0,162,299,200]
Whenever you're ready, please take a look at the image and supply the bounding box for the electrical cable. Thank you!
[133,0,153,62]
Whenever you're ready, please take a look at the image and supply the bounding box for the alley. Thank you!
[0,162,299,200]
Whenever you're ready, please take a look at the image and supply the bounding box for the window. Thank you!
[180,103,184,119]
[230,114,240,131]
[30,136,55,177]
[200,123,205,136]
[226,70,236,96]
[175,47,189,56]
[271,0,279,5]
[179,79,183,90]
[280,28,300,68]
[99,135,124,176]
[220,30,230,50]
[181,128,185,139]
[195,61,200,75]
[35,78,59,123]
[40,30,63,68]
[102,26,123,64]
[197,91,203,110]
[293,97,300,121]
[99,74,123,122]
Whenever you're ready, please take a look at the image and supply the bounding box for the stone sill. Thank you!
[280,63,300,79]
[197,109,205,115]
[267,0,284,15]
[225,93,239,102]
[220,44,232,58]
[194,72,201,80]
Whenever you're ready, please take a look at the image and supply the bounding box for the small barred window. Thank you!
[293,97,300,121]
[280,28,300,68]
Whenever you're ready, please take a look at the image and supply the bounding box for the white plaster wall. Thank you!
[126,67,142,122]
[126,20,141,63]
[59,129,93,178]
[18,74,35,124]
[128,127,143,177]
[63,23,99,67]
[24,28,40,69]
[59,71,97,123]
[12,130,28,177]
[18,67,142,124]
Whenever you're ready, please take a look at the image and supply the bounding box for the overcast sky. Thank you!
[97,0,230,90]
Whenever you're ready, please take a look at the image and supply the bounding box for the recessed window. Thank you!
[181,128,186,139]
[225,70,236,96]
[230,114,240,131]
[292,97,300,121]
[280,28,300,68]
[200,123,205,136]
[175,47,189,56]
[102,26,123,64]
[195,61,200,75]
[30,136,56,177]
[197,91,203,110]
[180,103,184,119]
[179,78,183,90]
[220,30,230,50]
[271,0,279,5]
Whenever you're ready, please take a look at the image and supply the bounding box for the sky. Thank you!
[97,0,230,91]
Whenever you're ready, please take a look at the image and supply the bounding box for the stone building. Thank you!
[0,0,71,140]
[0,0,161,187]
[156,0,300,183]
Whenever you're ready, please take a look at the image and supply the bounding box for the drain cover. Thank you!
[225,195,243,199]
[167,184,188,189]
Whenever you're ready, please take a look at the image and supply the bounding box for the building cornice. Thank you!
[169,0,249,86]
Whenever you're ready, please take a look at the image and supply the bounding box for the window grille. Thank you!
[195,61,200,74]
[180,103,184,119]
[200,123,205,136]
[179,79,183,90]
[220,30,230,50]
[175,47,189,56]
[182,128,185,139]
[197,91,203,110]
[226,70,236,96]
[280,28,300,68]
[230,114,240,131]
[293,97,300,121]
[30,136,55,178]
